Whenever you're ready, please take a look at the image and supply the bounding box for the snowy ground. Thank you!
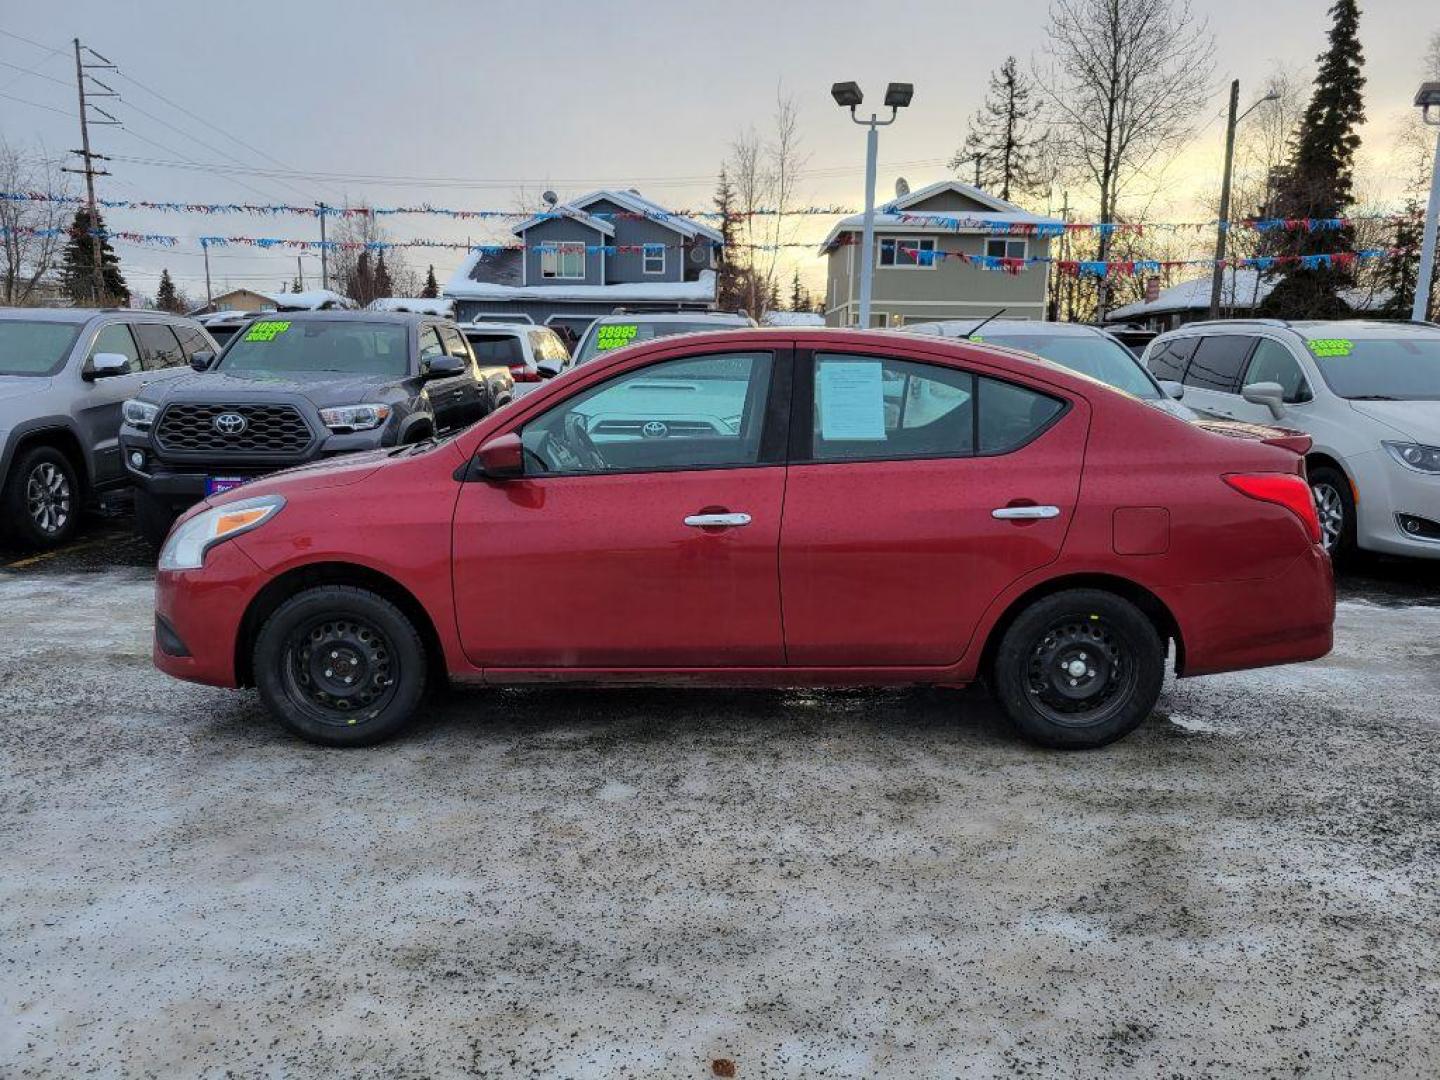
[1,527,1438,1077]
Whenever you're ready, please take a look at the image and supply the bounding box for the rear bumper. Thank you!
[1162,545,1334,677]
[153,540,269,688]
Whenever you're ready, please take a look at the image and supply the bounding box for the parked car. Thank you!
[0,307,217,548]
[459,322,571,399]
[573,312,757,365]
[121,311,496,544]
[1142,319,1440,561]
[152,327,1333,750]
[901,319,1196,420]
[194,309,259,349]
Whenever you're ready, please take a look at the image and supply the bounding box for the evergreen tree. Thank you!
[291,276,303,293]
[789,268,804,311]
[155,268,181,313]
[1377,201,1423,319]
[951,57,1041,202]
[346,250,375,305]
[1259,0,1366,318]
[421,264,439,298]
[374,249,394,299]
[59,208,129,305]
[713,168,745,311]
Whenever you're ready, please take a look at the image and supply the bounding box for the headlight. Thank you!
[158,494,285,571]
[1383,441,1440,474]
[123,399,159,429]
[319,403,392,433]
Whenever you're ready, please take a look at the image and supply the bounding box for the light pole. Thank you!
[833,81,913,329]
[1412,82,1440,323]
[1208,81,1281,319]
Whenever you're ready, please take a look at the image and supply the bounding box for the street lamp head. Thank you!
[831,82,864,109]
[884,82,914,109]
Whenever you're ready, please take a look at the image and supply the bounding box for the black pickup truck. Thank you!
[119,311,512,543]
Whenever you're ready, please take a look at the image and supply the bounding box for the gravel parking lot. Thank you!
[3,519,1439,1077]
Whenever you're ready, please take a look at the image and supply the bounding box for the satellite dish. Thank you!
[688,244,709,265]
[541,190,558,207]
[895,177,911,198]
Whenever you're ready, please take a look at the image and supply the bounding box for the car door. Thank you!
[1177,334,1257,419]
[1230,337,1315,425]
[73,321,148,487]
[417,324,461,431]
[778,347,1087,666]
[438,324,485,424]
[451,346,789,668]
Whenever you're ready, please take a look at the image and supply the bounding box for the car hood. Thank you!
[0,375,51,404]
[148,370,395,407]
[1346,399,1440,442]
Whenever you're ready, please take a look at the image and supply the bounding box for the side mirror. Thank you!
[88,352,131,380]
[423,354,467,379]
[190,350,216,372]
[476,432,524,479]
[1242,380,1286,419]
[537,358,563,379]
[1158,380,1185,401]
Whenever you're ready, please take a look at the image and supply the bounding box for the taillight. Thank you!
[509,364,542,382]
[1223,472,1323,545]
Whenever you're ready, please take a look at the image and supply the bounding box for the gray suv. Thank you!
[0,308,215,548]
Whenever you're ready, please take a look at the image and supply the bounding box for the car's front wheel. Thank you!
[1308,465,1355,562]
[253,585,428,747]
[992,589,1165,749]
[2,445,80,549]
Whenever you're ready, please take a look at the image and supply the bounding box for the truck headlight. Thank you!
[319,404,392,433]
[1383,441,1440,474]
[159,494,285,571]
[123,399,159,429]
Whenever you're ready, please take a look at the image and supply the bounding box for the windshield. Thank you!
[576,320,741,364]
[979,331,1161,399]
[217,319,409,377]
[0,320,84,377]
[1305,335,1440,400]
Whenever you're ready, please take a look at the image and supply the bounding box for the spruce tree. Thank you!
[1259,0,1366,318]
[951,56,1041,201]
[713,168,745,311]
[155,268,181,313]
[60,208,129,305]
[374,249,394,299]
[421,264,439,298]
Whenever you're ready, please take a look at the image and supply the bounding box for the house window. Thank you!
[642,243,665,275]
[878,236,936,269]
[985,238,1027,260]
[540,242,586,280]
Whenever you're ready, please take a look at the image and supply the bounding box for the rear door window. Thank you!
[88,323,141,374]
[133,323,186,371]
[978,376,1065,453]
[1146,336,1198,382]
[1183,335,1255,393]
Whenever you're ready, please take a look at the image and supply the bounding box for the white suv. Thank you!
[459,322,573,398]
[1142,319,1440,560]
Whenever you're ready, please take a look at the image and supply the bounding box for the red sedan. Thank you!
[152,329,1333,749]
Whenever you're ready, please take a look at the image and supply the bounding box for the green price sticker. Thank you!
[245,319,291,342]
[595,324,639,351]
[1308,338,1353,358]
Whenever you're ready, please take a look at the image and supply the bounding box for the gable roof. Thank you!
[511,203,615,238]
[570,189,725,243]
[885,179,1023,215]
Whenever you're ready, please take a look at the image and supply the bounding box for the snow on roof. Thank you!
[571,189,725,243]
[886,179,1020,215]
[819,204,1065,253]
[761,311,826,327]
[512,203,616,238]
[367,297,455,316]
[445,269,717,304]
[262,289,356,311]
[1105,269,1389,322]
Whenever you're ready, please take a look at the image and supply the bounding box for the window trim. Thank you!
[1242,335,1314,405]
[539,240,587,280]
[984,237,1028,261]
[641,243,666,275]
[876,235,937,270]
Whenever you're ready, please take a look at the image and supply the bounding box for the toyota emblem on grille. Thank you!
[213,411,248,435]
[641,420,668,439]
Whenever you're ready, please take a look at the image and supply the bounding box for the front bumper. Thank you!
[153,539,270,688]
[1348,450,1440,559]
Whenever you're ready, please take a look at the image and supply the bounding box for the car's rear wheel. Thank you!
[253,585,427,747]
[2,445,80,549]
[992,589,1165,749]
[1308,465,1355,562]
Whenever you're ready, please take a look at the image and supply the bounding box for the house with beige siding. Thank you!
[819,180,1063,327]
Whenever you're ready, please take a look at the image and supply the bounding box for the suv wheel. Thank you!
[3,446,79,549]
[992,589,1165,749]
[1308,466,1355,562]
[253,585,428,747]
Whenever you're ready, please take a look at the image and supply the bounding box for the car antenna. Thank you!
[967,307,1007,339]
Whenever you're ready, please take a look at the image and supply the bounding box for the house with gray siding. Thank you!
[444,189,724,338]
[819,180,1064,327]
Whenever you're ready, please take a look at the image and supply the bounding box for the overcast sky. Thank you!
[3,0,1436,302]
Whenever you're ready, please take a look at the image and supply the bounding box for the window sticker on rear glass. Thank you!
[1308,338,1353,358]
[817,360,886,440]
[595,324,639,351]
[244,320,291,342]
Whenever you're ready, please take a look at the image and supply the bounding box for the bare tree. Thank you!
[0,138,72,306]
[1039,0,1216,314]
[327,205,415,300]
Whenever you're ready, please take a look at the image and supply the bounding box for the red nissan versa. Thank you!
[151,329,1334,749]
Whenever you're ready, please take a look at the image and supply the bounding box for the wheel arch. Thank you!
[1305,451,1354,497]
[234,561,446,689]
[7,423,90,493]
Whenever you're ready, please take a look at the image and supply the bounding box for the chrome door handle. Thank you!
[684,512,752,528]
[992,505,1060,520]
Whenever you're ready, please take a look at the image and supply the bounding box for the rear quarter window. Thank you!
[1147,337,1198,382]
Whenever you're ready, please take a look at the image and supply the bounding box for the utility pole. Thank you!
[202,239,213,308]
[296,255,305,291]
[1208,81,1241,320]
[317,203,329,290]
[64,38,119,305]
[1413,83,1440,322]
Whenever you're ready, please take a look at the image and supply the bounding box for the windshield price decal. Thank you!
[245,320,292,342]
[595,324,639,351]
[1308,338,1353,358]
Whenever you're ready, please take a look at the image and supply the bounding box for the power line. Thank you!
[0,88,75,117]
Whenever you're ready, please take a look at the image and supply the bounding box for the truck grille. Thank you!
[155,403,313,455]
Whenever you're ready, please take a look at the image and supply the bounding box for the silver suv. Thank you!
[0,308,215,548]
[1142,319,1440,560]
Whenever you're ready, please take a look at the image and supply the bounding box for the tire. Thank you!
[1308,465,1356,564]
[2,445,80,549]
[133,489,177,548]
[992,588,1165,750]
[252,585,427,747]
